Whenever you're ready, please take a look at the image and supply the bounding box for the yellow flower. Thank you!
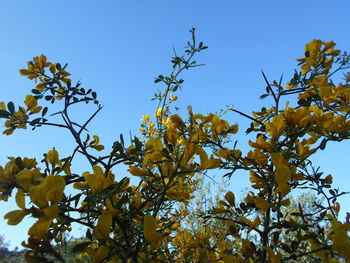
[28,216,52,239]
[265,114,286,139]
[275,182,291,198]
[4,210,27,225]
[15,189,25,209]
[91,135,105,151]
[169,114,185,129]
[47,149,62,167]
[324,175,333,184]
[328,216,350,259]
[169,93,177,102]
[155,107,163,118]
[0,102,6,110]
[254,197,269,214]
[200,158,221,170]
[129,166,149,177]
[43,204,59,219]
[24,95,42,114]
[93,214,112,239]
[144,214,162,250]
[93,245,109,263]
[264,246,282,263]
[224,191,235,206]
[145,136,163,151]
[218,240,232,253]
[16,168,41,191]
[141,115,150,122]
[239,216,261,233]
[275,164,291,184]
[83,166,114,194]
[30,175,65,206]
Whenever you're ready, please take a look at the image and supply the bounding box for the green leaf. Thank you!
[259,94,268,99]
[297,98,307,106]
[7,102,14,114]
[134,136,142,151]
[86,229,93,240]
[30,118,41,125]
[15,157,24,170]
[31,89,41,94]
[281,244,292,253]
[74,193,82,208]
[42,107,48,117]
[120,134,124,146]
[72,241,90,253]
[319,138,327,150]
[0,110,10,118]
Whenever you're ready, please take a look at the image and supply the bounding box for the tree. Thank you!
[0,234,26,263]
[183,178,337,263]
[0,29,349,262]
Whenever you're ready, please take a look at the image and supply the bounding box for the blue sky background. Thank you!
[1,0,350,249]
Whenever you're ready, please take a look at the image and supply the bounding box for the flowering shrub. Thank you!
[0,29,349,262]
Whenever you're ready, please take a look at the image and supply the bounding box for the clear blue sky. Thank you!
[1,0,350,249]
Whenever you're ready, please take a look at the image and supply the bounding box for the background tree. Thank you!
[0,234,26,263]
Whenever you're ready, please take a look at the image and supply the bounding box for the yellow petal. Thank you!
[275,182,291,198]
[0,102,6,110]
[62,160,71,175]
[264,246,282,263]
[29,185,48,208]
[30,106,42,114]
[254,197,270,214]
[15,189,25,209]
[275,164,291,184]
[144,214,162,250]
[24,95,38,110]
[196,147,208,165]
[4,210,27,225]
[91,144,104,151]
[93,245,108,263]
[213,207,230,214]
[43,204,59,219]
[47,149,62,167]
[43,175,65,202]
[92,135,100,145]
[224,191,235,206]
[93,214,112,239]
[170,114,185,129]
[200,158,221,169]
[129,166,149,177]
[28,217,52,239]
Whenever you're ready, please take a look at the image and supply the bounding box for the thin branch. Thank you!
[78,105,103,135]
[229,108,264,125]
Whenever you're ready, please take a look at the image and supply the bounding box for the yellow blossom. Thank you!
[144,214,163,250]
[28,216,52,239]
[141,115,150,122]
[93,214,112,239]
[4,210,27,225]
